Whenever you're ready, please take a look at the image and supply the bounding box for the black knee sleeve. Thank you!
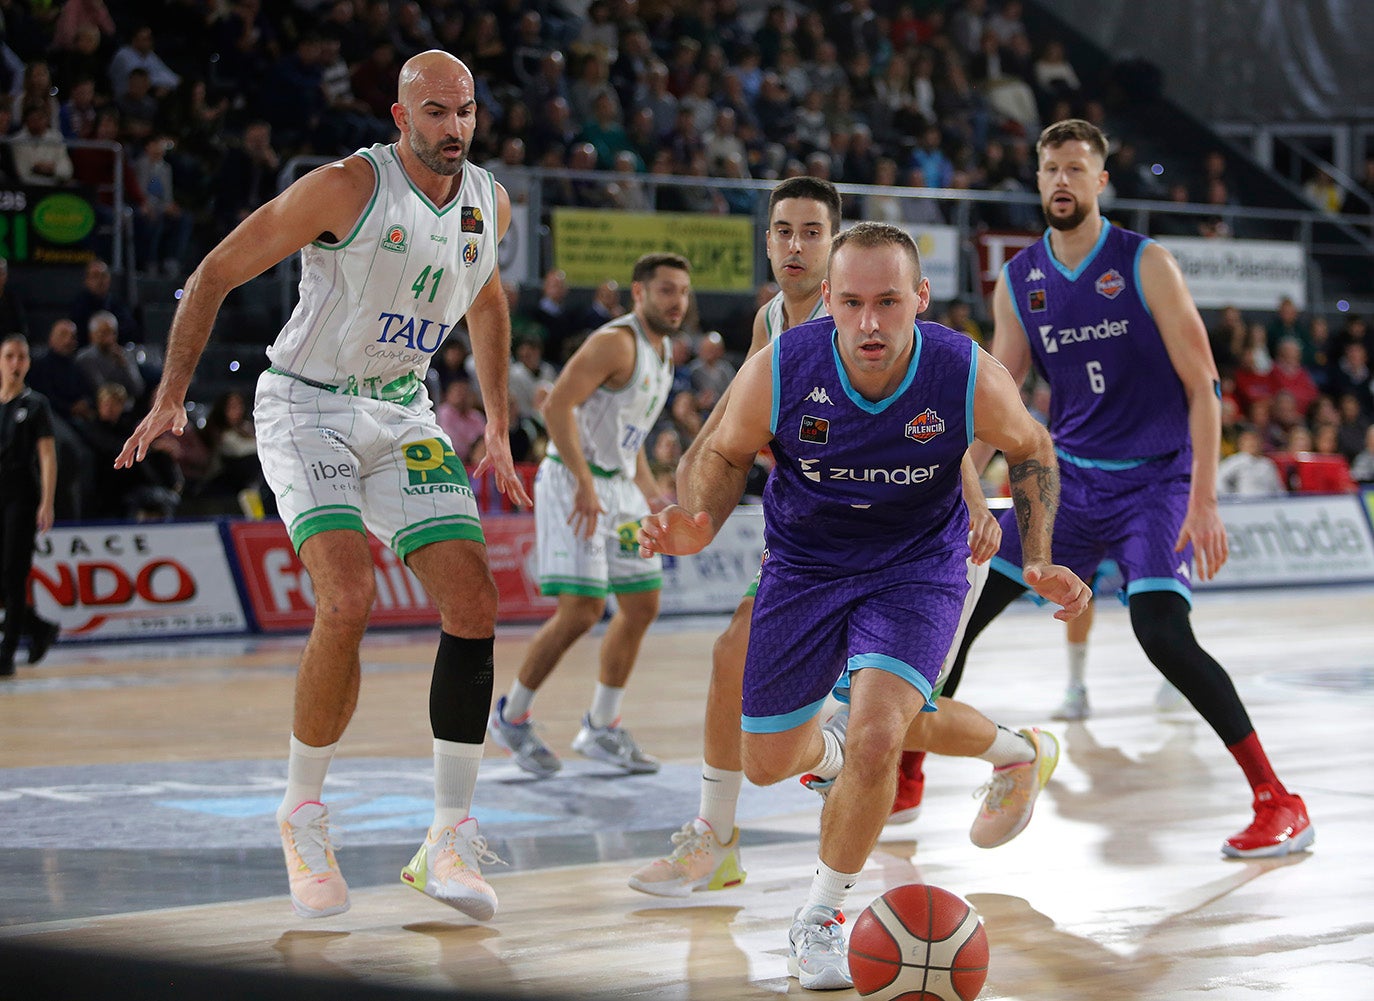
[1128,591,1253,745]
[939,568,1027,699]
[429,632,495,744]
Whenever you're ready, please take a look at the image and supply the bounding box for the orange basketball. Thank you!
[848,884,989,1001]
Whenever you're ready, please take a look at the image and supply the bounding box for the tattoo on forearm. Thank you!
[1009,457,1058,560]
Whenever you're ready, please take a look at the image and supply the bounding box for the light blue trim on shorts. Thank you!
[1125,576,1193,606]
[989,555,1027,587]
[833,653,937,713]
[1054,446,1159,471]
[741,694,829,734]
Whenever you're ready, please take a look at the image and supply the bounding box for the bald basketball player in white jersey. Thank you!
[117,51,531,923]
[628,178,1002,897]
[487,253,689,776]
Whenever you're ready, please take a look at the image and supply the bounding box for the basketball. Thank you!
[848,884,989,1001]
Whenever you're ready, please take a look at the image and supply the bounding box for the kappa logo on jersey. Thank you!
[382,223,408,253]
[800,458,822,482]
[1026,267,1046,281]
[1095,268,1125,299]
[1176,561,1191,580]
[461,206,484,234]
[904,408,946,443]
[462,238,480,267]
[1040,318,1129,354]
[402,437,471,496]
[1028,289,1046,312]
[799,414,829,444]
[805,386,834,405]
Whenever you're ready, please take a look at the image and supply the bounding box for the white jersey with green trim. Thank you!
[763,289,826,343]
[549,313,673,474]
[266,143,499,406]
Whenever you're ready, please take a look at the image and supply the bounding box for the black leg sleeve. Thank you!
[429,632,496,744]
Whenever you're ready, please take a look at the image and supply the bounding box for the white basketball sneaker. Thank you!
[401,817,504,921]
[788,904,852,990]
[627,818,746,897]
[1051,684,1089,721]
[571,715,660,773]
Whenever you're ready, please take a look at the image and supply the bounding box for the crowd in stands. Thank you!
[2,1,1373,525]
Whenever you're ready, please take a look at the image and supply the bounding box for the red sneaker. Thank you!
[888,751,925,825]
[1221,783,1315,858]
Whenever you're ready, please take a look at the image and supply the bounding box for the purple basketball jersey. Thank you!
[764,318,977,573]
[1004,224,1191,461]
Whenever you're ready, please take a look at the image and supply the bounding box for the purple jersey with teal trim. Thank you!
[1005,224,1190,461]
[763,317,976,573]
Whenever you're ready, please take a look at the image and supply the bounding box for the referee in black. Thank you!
[1,333,59,676]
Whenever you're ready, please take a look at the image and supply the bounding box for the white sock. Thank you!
[1066,641,1089,688]
[805,859,860,912]
[504,679,536,722]
[277,735,337,824]
[697,764,743,837]
[979,725,1035,768]
[432,738,484,831]
[588,682,625,728]
[809,727,845,781]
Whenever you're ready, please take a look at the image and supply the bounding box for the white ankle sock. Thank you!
[277,735,337,824]
[805,859,860,912]
[588,682,625,728]
[979,725,1035,767]
[1066,641,1088,688]
[809,727,845,781]
[697,764,743,837]
[432,738,484,830]
[504,680,536,721]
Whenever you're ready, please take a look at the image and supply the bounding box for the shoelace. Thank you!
[442,827,508,869]
[291,816,341,873]
[795,910,846,955]
[973,771,1014,811]
[668,822,712,860]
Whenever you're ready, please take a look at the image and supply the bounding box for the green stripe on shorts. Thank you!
[610,574,662,594]
[393,515,486,560]
[290,505,366,551]
[539,575,608,598]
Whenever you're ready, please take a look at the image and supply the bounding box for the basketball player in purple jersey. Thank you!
[639,223,1089,989]
[950,119,1313,859]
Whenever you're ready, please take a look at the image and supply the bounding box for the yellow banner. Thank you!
[553,209,754,292]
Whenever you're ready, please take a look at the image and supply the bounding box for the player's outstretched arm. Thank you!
[972,350,1089,621]
[115,159,375,468]
[641,346,774,557]
[1142,242,1228,580]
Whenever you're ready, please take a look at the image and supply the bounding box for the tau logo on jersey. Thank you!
[1028,289,1046,313]
[462,238,480,267]
[805,386,834,405]
[1026,267,1046,281]
[376,311,454,353]
[461,206,484,233]
[1095,268,1125,299]
[382,223,408,253]
[402,437,472,497]
[799,415,829,444]
[800,458,822,482]
[904,408,946,444]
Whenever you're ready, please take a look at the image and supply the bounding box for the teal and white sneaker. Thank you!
[787,904,852,990]
[487,696,562,777]
[401,817,503,921]
[571,715,660,773]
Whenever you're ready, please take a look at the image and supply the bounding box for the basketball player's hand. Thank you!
[569,477,604,540]
[1023,562,1090,621]
[471,425,533,508]
[114,395,187,467]
[967,505,1001,564]
[1176,502,1228,581]
[637,505,713,557]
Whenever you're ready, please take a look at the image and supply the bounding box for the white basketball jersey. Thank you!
[266,143,499,407]
[551,313,673,474]
[763,290,826,343]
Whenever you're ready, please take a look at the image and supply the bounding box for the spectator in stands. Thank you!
[688,330,735,415]
[109,26,181,100]
[1303,168,1344,215]
[1208,305,1247,377]
[1335,393,1369,460]
[197,389,264,502]
[25,318,95,519]
[51,0,117,56]
[12,60,62,126]
[435,378,486,465]
[1270,390,1306,443]
[1350,425,1374,483]
[133,134,194,276]
[58,76,99,140]
[77,381,181,520]
[53,24,109,99]
[9,103,74,187]
[1246,395,1284,453]
[317,36,393,152]
[75,311,144,404]
[1265,296,1308,355]
[580,89,632,170]
[1268,337,1319,417]
[264,35,327,153]
[531,268,575,367]
[1330,340,1373,416]
[1033,39,1081,112]
[115,67,160,143]
[908,123,953,190]
[581,279,623,335]
[69,258,140,346]
[351,40,402,121]
[608,149,653,211]
[667,386,703,446]
[212,120,280,237]
[939,298,985,346]
[1307,314,1332,389]
[508,335,557,425]
[1217,424,1284,496]
[0,259,29,341]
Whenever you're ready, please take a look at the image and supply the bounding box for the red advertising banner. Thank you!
[228,516,554,632]
[974,229,1039,301]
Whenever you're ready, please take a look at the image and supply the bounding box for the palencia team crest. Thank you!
[905,408,946,443]
[402,437,471,496]
[1095,268,1125,299]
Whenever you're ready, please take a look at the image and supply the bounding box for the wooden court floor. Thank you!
[1,585,1372,1000]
